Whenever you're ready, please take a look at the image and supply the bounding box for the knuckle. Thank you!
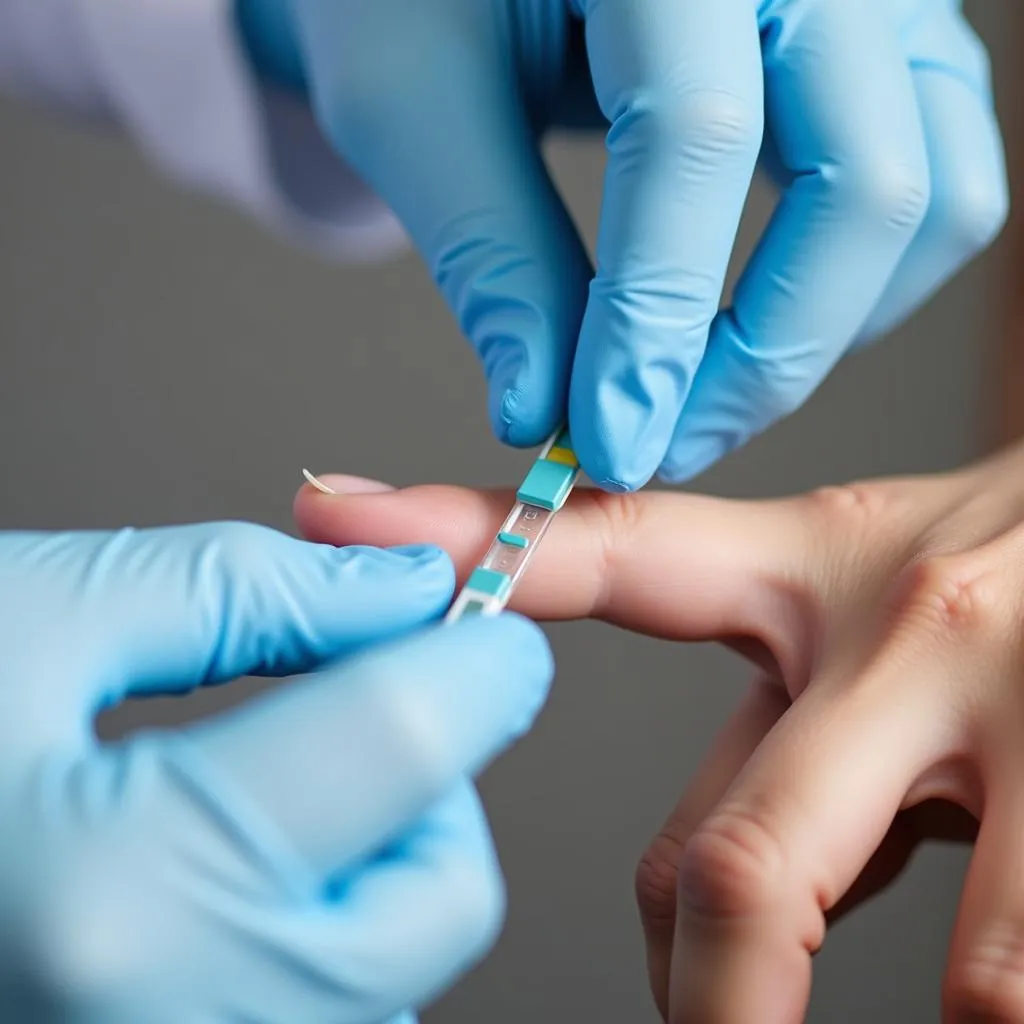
[203,521,278,572]
[333,853,505,1002]
[197,522,281,636]
[446,857,507,957]
[635,832,686,931]
[613,87,762,163]
[806,481,891,531]
[893,554,1005,645]
[838,156,931,235]
[674,88,763,157]
[948,933,1024,1022]
[373,675,455,793]
[26,860,149,1010]
[932,172,1010,256]
[35,914,121,1007]
[677,807,783,920]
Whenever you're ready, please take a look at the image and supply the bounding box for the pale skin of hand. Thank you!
[294,440,1024,1023]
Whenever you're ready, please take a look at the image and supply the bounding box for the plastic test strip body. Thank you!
[445,426,579,622]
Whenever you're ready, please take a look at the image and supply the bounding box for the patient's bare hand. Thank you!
[296,442,1024,1023]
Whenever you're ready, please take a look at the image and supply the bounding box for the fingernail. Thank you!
[302,472,396,495]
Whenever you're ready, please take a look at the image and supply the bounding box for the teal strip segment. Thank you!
[467,566,512,599]
[517,459,575,511]
[498,531,529,549]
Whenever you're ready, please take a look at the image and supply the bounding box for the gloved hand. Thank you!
[236,0,1007,487]
[0,523,552,1023]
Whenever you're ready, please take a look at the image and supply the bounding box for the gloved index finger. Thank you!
[569,0,763,491]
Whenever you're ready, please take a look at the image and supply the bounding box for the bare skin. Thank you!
[295,439,1024,1023]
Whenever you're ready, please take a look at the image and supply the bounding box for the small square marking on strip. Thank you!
[498,531,529,549]
[517,459,575,511]
[467,566,513,599]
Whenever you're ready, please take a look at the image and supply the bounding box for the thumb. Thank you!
[292,0,592,445]
[177,614,553,878]
[0,525,454,709]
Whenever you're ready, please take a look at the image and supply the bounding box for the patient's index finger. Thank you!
[294,480,810,648]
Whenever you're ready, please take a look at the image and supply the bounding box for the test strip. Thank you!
[445,425,580,623]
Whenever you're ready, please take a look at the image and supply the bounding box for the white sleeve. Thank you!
[0,0,408,262]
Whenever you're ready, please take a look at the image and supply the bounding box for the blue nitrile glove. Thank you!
[0,524,552,1024]
[236,0,1007,486]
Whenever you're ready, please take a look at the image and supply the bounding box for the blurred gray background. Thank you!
[0,4,1017,1020]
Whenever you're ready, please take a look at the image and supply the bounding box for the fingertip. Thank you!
[380,543,457,595]
[575,442,659,496]
[313,544,455,629]
[451,609,553,672]
[292,482,330,539]
[492,390,559,450]
[293,483,515,576]
[568,354,679,493]
[570,415,659,494]
[386,542,451,565]
[292,487,406,548]
[495,610,554,674]
[487,354,566,449]
[293,473,395,526]
[445,612,554,732]
[272,538,454,626]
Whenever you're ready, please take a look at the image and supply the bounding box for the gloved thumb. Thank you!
[0,525,454,715]
[179,613,553,878]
